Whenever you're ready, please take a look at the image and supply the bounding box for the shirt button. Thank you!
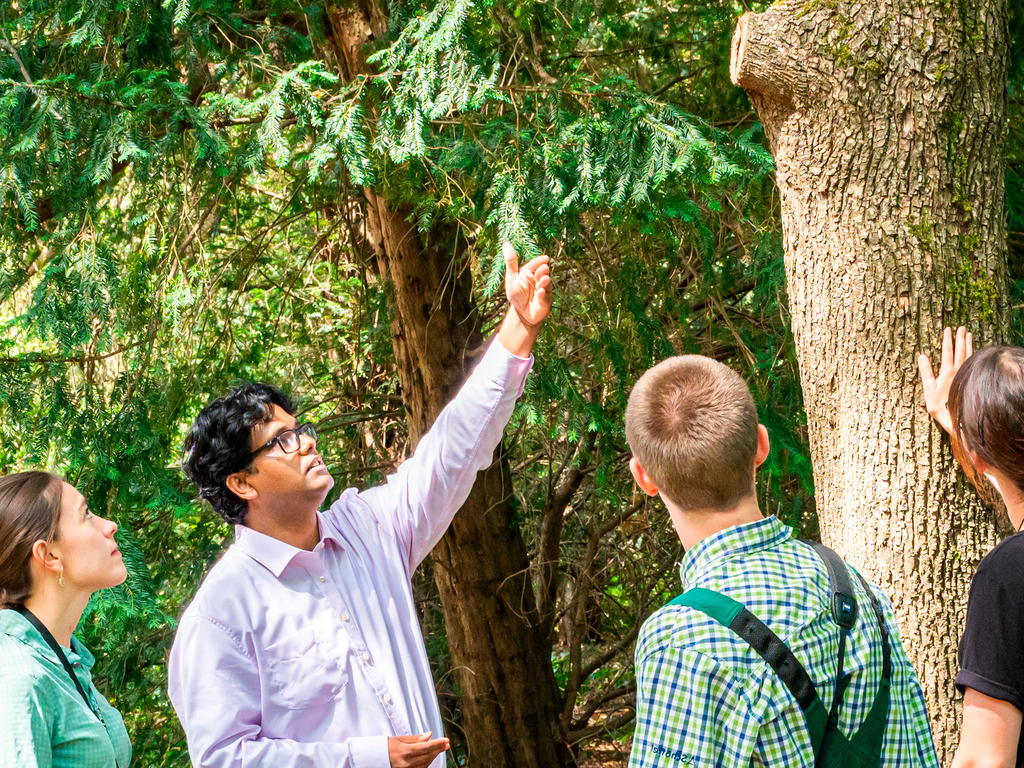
[383,694,391,703]
[362,653,370,662]
[318,576,325,583]
[342,613,350,622]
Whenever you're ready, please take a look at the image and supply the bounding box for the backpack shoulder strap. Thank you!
[668,587,819,711]
[852,573,892,681]
[801,542,892,683]
[842,572,892,764]
[805,541,858,630]
[804,542,900,768]
[804,541,861,765]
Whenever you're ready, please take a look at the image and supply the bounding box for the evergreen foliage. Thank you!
[2,0,1019,763]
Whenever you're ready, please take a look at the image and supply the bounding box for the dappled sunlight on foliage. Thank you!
[18,0,1017,762]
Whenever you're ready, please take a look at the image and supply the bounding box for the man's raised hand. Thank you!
[388,732,449,768]
[918,326,973,435]
[504,242,552,328]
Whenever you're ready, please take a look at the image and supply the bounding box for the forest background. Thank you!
[1,0,1022,765]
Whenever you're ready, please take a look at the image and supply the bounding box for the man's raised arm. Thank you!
[349,243,552,569]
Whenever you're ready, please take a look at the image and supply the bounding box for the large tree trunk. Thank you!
[730,0,1010,759]
[321,6,571,767]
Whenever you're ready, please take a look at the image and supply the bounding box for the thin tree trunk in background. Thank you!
[731,0,1010,758]
[321,6,571,766]
[362,203,569,768]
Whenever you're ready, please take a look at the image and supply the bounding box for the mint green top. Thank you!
[0,609,132,768]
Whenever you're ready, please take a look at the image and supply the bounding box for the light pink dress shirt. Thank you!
[168,340,532,768]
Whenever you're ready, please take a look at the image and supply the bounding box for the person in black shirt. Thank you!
[919,327,1024,767]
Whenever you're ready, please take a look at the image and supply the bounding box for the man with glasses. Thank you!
[168,244,552,768]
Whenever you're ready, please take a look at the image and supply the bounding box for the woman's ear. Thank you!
[29,539,61,576]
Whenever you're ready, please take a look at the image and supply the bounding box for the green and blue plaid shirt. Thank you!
[629,516,939,767]
[0,609,132,768]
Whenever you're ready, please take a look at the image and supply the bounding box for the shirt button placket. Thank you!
[321,572,404,730]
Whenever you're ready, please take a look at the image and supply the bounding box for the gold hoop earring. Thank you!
[58,567,65,587]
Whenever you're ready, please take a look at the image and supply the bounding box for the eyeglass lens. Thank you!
[279,423,316,453]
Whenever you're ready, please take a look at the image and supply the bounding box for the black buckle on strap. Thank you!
[831,592,858,631]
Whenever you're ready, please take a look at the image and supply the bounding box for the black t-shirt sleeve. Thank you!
[956,534,1024,712]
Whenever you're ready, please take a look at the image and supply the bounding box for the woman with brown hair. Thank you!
[0,471,132,767]
[920,327,1024,767]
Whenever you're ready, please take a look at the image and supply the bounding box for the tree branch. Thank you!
[0,338,149,366]
[570,681,636,732]
[689,278,756,314]
[560,497,646,726]
[577,616,642,685]
[494,6,557,85]
[0,38,63,119]
[595,498,644,540]
[537,431,597,639]
[567,707,636,744]
[730,10,819,108]
[556,39,714,61]
[652,63,712,97]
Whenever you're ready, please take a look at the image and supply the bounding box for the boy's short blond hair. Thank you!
[625,356,759,511]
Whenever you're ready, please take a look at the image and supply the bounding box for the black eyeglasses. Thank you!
[249,422,318,460]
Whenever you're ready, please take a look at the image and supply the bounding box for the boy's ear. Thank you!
[629,457,659,496]
[226,471,258,501]
[754,424,770,468]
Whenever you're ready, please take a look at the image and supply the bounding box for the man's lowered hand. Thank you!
[388,732,450,768]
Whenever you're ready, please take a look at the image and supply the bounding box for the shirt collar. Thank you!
[234,510,342,577]
[0,608,94,671]
[678,515,794,591]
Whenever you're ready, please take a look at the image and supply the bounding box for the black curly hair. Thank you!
[182,383,295,525]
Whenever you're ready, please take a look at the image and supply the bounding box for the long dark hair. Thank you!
[0,471,64,609]
[948,346,1024,505]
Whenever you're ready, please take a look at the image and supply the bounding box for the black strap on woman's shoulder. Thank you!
[12,606,121,768]
[14,606,97,714]
[11,610,120,765]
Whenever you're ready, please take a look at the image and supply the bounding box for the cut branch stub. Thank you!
[730,10,819,110]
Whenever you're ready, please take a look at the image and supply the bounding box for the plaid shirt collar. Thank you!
[679,515,794,591]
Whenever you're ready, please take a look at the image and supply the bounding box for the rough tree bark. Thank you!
[730,0,1009,758]
[320,5,571,767]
